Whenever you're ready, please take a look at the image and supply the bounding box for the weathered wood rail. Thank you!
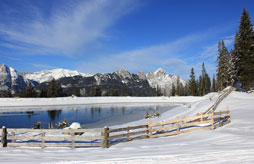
[1,110,231,149]
[204,86,235,114]
[1,128,104,149]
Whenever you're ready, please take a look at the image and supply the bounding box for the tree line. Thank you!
[174,8,254,96]
[217,8,254,91]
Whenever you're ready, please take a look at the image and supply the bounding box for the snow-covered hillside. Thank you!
[146,68,186,96]
[23,68,92,83]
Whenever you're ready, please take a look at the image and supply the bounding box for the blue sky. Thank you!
[1,0,254,80]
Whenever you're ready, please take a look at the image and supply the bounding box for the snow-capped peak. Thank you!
[116,68,132,79]
[23,68,92,83]
[154,68,167,75]
[146,68,186,96]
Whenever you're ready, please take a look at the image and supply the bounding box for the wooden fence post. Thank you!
[146,124,149,138]
[176,116,180,135]
[227,107,231,123]
[127,126,130,141]
[71,130,75,149]
[41,131,45,149]
[149,119,152,138]
[200,112,204,122]
[1,126,7,147]
[102,126,109,148]
[210,110,214,130]
[11,132,16,144]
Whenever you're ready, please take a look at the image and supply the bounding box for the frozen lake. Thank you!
[0,104,177,129]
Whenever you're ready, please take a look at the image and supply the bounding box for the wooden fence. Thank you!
[1,110,231,149]
[1,128,104,149]
[204,86,235,114]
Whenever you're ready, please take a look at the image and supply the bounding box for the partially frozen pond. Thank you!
[0,105,177,128]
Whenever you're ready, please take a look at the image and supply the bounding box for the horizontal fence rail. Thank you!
[1,110,231,149]
[1,128,104,149]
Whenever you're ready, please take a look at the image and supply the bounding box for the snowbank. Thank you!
[0,96,204,109]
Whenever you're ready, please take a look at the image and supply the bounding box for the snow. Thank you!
[0,91,254,163]
[146,68,186,96]
[24,69,92,83]
[0,96,203,109]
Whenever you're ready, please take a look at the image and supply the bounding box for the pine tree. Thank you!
[189,67,197,96]
[230,32,241,86]
[217,40,230,91]
[176,77,180,96]
[171,84,176,96]
[25,83,37,97]
[47,78,57,97]
[201,63,211,95]
[211,74,217,92]
[237,8,254,89]
[156,85,162,96]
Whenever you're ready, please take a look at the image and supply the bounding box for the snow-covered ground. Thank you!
[0,96,204,109]
[0,91,254,164]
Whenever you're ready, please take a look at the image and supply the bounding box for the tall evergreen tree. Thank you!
[201,63,211,95]
[237,8,254,89]
[189,67,197,96]
[211,74,217,92]
[47,78,57,97]
[230,32,241,86]
[25,83,37,97]
[217,40,230,91]
[171,84,176,96]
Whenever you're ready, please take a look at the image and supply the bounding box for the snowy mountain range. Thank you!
[22,69,92,83]
[0,64,186,96]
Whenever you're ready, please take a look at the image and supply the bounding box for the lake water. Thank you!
[0,105,176,129]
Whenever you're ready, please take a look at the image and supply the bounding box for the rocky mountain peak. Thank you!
[115,68,132,79]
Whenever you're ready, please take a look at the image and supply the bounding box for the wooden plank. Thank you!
[108,125,147,133]
[7,128,103,133]
[8,135,103,141]
[8,143,42,147]
[180,120,211,129]
[108,127,128,133]
[150,119,178,127]
[213,116,230,122]
[151,125,176,132]
[180,126,211,134]
[150,131,178,138]
[214,111,229,115]
[108,130,148,140]
[8,142,101,148]
[182,114,211,122]
[74,143,101,147]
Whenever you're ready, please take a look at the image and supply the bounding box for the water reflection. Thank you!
[47,110,62,121]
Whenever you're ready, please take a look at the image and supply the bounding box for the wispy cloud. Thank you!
[78,32,208,76]
[0,0,138,56]
[200,35,234,60]
[31,64,57,70]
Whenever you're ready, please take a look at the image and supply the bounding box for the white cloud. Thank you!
[0,0,138,56]
[77,32,207,77]
[31,64,57,70]
[200,35,234,60]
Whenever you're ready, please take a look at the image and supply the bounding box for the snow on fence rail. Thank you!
[1,110,231,149]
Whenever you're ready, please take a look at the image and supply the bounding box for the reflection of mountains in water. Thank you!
[0,111,38,116]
